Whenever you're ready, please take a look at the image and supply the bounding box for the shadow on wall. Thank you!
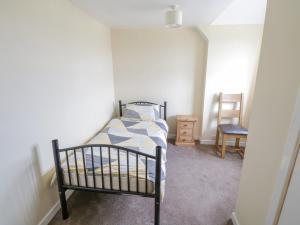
[207,93,241,138]
[198,25,264,142]
[193,29,209,139]
[167,115,177,136]
[205,93,220,140]
[1,146,57,225]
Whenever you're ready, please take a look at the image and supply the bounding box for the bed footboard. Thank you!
[52,139,162,225]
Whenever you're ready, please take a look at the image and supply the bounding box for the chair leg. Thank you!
[236,137,245,158]
[235,138,240,148]
[221,135,226,159]
[215,129,219,147]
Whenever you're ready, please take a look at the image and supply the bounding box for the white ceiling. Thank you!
[212,0,267,25]
[71,0,267,28]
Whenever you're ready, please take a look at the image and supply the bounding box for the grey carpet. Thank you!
[49,142,242,225]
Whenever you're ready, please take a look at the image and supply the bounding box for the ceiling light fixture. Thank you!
[165,5,182,28]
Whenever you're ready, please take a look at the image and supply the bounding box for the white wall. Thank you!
[234,0,300,224]
[111,28,207,137]
[278,135,300,225]
[0,0,115,224]
[279,141,300,225]
[200,25,263,142]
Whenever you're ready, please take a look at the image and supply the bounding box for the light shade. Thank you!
[165,5,182,28]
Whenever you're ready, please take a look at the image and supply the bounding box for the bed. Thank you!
[52,100,168,225]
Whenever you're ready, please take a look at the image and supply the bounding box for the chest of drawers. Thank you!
[175,115,197,146]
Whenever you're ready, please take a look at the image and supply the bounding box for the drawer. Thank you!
[179,135,193,142]
[179,128,192,136]
[179,121,193,129]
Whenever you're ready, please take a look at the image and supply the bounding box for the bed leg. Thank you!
[59,189,69,219]
[52,139,69,220]
[154,197,160,225]
[154,146,161,225]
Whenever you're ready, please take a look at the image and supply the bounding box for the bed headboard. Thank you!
[118,100,167,120]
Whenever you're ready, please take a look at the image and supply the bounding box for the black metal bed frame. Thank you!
[52,100,167,225]
[119,100,167,121]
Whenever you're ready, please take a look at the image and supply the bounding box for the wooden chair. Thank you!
[215,92,248,158]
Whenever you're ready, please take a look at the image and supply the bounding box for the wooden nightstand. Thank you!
[175,115,197,146]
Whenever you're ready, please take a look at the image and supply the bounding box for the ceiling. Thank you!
[213,0,267,25]
[71,0,267,28]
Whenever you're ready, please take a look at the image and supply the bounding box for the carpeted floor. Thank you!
[49,141,242,225]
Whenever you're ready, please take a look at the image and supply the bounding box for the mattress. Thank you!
[60,117,168,197]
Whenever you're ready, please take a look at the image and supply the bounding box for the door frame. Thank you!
[265,87,300,225]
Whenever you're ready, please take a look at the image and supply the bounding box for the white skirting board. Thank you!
[231,212,240,225]
[168,135,246,148]
[167,133,176,139]
[200,139,246,146]
[168,133,246,146]
[37,190,74,225]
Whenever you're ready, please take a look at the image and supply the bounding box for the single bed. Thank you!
[52,100,168,225]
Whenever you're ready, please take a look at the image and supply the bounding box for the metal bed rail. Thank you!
[52,140,162,225]
[119,100,167,120]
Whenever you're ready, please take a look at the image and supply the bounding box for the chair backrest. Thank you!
[217,92,244,126]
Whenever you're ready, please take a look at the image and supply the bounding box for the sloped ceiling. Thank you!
[71,0,267,27]
[213,0,267,25]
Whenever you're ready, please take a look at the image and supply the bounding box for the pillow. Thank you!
[123,104,160,121]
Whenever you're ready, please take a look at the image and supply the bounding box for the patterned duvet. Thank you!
[60,117,168,198]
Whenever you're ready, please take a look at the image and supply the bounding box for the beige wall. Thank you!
[200,25,263,142]
[235,0,300,224]
[111,28,207,137]
[0,0,115,224]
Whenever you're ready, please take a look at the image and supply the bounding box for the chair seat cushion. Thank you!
[218,124,248,135]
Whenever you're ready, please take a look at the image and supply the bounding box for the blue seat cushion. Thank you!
[218,124,248,135]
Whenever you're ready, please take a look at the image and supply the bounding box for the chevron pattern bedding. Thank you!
[61,117,168,198]
[123,104,160,121]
